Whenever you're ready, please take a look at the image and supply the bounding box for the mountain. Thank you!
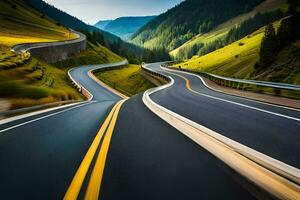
[95,20,113,29]
[131,0,264,51]
[94,16,156,40]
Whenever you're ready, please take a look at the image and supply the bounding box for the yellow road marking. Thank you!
[166,71,193,91]
[84,99,126,200]
[64,101,122,200]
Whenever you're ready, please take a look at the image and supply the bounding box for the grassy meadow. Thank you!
[95,64,156,96]
[0,0,77,46]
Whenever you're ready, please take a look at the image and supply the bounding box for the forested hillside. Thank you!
[170,0,288,59]
[94,16,156,40]
[131,0,263,51]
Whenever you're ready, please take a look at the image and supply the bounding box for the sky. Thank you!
[43,0,184,24]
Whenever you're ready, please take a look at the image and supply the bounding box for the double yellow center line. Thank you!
[64,100,126,200]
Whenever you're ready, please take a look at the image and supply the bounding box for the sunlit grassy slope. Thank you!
[95,64,156,96]
[54,42,122,68]
[0,0,77,46]
[170,0,287,58]
[173,20,282,79]
[0,45,83,109]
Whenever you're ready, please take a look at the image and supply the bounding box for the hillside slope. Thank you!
[0,0,77,46]
[170,0,287,59]
[94,16,156,40]
[95,20,112,29]
[173,9,300,85]
[131,0,263,51]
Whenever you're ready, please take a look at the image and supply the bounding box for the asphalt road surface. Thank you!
[0,62,122,199]
[1,62,299,199]
[99,63,299,199]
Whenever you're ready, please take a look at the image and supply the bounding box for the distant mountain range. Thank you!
[94,16,156,40]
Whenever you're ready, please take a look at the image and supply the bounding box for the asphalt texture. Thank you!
[100,94,275,200]
[151,63,300,168]
[0,62,123,199]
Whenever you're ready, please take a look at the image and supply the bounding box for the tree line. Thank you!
[176,9,284,60]
[258,1,300,69]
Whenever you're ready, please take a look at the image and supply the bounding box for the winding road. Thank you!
[0,59,299,199]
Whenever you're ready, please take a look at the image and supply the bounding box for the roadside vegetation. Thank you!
[0,47,83,109]
[54,42,122,69]
[95,65,157,96]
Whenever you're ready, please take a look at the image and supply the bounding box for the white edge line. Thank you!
[163,67,300,112]
[161,68,300,122]
[141,65,300,185]
[0,102,92,133]
[0,102,86,126]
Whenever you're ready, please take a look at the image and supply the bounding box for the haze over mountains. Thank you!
[94,16,156,40]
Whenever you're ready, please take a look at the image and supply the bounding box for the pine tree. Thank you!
[259,24,278,68]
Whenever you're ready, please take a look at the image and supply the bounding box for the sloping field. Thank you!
[95,64,156,96]
[0,0,76,46]
[173,20,282,79]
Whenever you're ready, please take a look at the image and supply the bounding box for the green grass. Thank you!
[0,50,83,109]
[173,19,282,78]
[95,64,156,96]
[0,45,30,70]
[54,42,122,69]
[0,0,76,46]
[173,28,265,78]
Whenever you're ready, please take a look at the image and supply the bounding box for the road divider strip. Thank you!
[142,64,300,199]
[64,99,126,200]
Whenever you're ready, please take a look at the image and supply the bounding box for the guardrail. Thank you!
[141,64,171,83]
[164,64,300,98]
[67,70,93,101]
